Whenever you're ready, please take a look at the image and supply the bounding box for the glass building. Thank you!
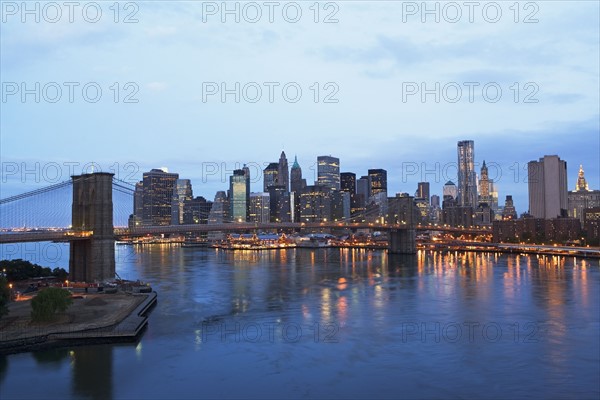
[263,162,279,191]
[457,140,477,208]
[317,156,340,191]
[230,169,248,222]
[171,179,193,225]
[142,168,179,226]
[249,192,271,223]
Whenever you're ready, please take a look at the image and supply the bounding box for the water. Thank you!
[1,246,599,399]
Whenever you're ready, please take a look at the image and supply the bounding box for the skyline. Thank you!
[0,143,596,216]
[1,1,599,218]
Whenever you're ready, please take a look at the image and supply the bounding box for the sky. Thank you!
[1,0,599,216]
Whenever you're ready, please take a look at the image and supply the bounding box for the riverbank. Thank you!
[0,292,157,355]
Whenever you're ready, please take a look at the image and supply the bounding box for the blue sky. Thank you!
[1,1,599,216]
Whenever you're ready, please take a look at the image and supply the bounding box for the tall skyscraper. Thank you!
[528,155,568,219]
[368,169,387,195]
[268,185,291,222]
[317,155,340,191]
[142,168,179,226]
[290,155,306,193]
[568,165,600,223]
[171,179,192,225]
[457,140,477,207]
[299,185,332,222]
[263,162,279,191]
[277,151,289,192]
[230,169,248,222]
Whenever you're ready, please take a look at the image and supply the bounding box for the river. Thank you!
[1,245,599,399]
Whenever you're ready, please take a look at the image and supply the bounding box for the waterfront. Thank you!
[1,246,599,399]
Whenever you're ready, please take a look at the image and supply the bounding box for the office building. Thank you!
[230,169,249,222]
[142,168,179,226]
[263,162,279,191]
[368,169,387,195]
[457,140,477,207]
[249,192,271,223]
[317,156,340,190]
[528,155,568,219]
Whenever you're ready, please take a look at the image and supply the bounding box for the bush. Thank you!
[0,277,9,319]
[31,287,73,322]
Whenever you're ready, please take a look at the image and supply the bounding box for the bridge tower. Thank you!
[388,195,417,254]
[69,173,115,282]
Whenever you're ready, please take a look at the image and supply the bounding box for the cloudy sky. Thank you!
[1,1,599,215]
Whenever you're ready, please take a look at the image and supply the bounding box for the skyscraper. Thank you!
[528,155,568,219]
[277,151,289,192]
[368,169,387,195]
[249,192,271,223]
[263,162,279,191]
[290,156,306,193]
[317,155,340,191]
[142,168,179,226]
[229,169,248,222]
[457,140,477,207]
[340,172,357,215]
[171,179,192,225]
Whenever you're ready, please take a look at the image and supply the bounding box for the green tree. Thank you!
[30,287,73,322]
[0,276,9,319]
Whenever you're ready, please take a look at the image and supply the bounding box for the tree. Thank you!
[31,287,73,322]
[0,276,9,319]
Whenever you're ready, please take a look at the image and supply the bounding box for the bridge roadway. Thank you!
[0,223,489,244]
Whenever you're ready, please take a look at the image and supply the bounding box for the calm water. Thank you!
[1,245,599,399]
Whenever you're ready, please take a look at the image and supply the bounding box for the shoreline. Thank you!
[0,292,157,355]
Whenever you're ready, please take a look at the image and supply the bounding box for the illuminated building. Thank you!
[457,140,477,207]
[331,190,351,221]
[368,169,387,195]
[208,191,228,240]
[268,185,291,222]
[415,182,430,204]
[229,169,248,222]
[249,192,271,223]
[142,168,179,226]
[568,165,600,223]
[317,156,340,190]
[528,155,568,219]
[478,161,490,205]
[299,185,331,222]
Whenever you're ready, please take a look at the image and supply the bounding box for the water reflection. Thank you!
[1,249,598,399]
